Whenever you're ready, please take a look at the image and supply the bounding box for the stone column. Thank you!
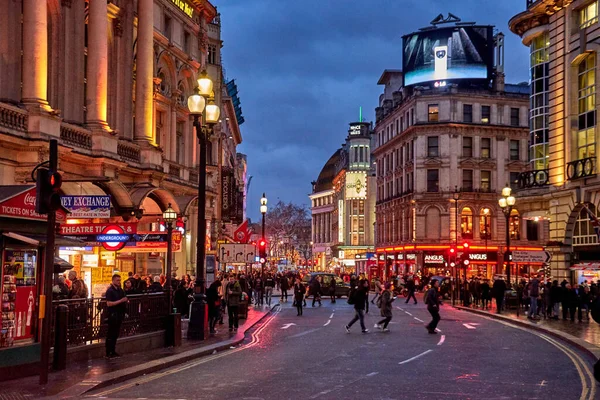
[86,0,109,127]
[171,107,178,162]
[21,0,49,108]
[135,0,154,143]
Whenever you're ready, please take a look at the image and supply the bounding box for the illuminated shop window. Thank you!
[509,209,521,240]
[580,1,598,29]
[576,54,596,160]
[461,207,473,239]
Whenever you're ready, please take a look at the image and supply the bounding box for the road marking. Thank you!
[462,323,478,330]
[310,389,333,399]
[366,372,378,377]
[329,313,334,319]
[324,319,331,326]
[405,311,413,316]
[289,328,321,338]
[398,349,433,365]
[88,307,282,397]
[437,335,445,346]
[413,317,424,323]
[281,323,297,329]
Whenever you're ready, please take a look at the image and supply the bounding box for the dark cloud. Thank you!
[216,0,530,221]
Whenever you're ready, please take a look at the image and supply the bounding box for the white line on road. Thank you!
[462,323,477,330]
[366,372,379,377]
[289,328,321,338]
[413,317,424,323]
[437,335,445,346]
[435,328,442,333]
[329,313,334,319]
[405,311,413,316]
[398,349,433,365]
[324,320,331,326]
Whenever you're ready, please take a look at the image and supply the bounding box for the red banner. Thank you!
[0,187,66,222]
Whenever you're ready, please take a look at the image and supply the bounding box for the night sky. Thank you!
[217,0,530,221]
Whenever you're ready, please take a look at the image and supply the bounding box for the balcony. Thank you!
[518,169,549,188]
[0,103,27,133]
[117,140,141,164]
[566,157,596,181]
[60,122,92,150]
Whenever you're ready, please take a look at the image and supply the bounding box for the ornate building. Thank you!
[510,0,600,283]
[0,0,245,281]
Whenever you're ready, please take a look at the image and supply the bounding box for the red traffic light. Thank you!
[462,242,469,249]
[259,239,267,248]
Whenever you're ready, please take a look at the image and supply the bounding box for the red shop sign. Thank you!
[0,187,66,223]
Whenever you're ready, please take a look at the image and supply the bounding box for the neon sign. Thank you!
[170,0,194,18]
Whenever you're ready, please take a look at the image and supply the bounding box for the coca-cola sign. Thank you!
[0,187,66,222]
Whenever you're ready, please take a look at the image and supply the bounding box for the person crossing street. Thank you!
[345,279,370,333]
[425,279,441,334]
[374,282,396,332]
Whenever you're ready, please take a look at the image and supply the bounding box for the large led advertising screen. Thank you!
[402,25,493,86]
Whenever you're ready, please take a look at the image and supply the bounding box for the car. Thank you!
[301,273,351,298]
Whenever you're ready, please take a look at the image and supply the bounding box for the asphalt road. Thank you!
[86,299,597,400]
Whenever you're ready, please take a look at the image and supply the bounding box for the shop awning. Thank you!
[2,232,85,247]
[570,263,600,271]
[54,256,73,272]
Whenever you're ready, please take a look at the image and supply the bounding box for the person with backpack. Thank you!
[374,282,396,332]
[425,279,441,334]
[345,279,370,333]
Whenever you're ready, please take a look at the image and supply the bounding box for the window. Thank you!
[481,106,491,124]
[463,104,473,123]
[208,45,217,65]
[481,170,491,192]
[427,136,439,157]
[463,137,473,157]
[530,32,550,171]
[580,1,598,29]
[428,104,439,122]
[481,138,491,158]
[462,170,473,191]
[577,54,596,160]
[155,111,164,146]
[526,220,539,241]
[427,169,439,192]
[510,140,520,161]
[183,31,191,54]
[509,209,521,240]
[510,108,520,126]
[164,15,172,40]
[510,172,520,189]
[480,210,492,240]
[461,207,473,239]
[573,206,600,245]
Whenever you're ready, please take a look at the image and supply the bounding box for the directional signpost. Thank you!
[512,250,552,263]
[219,243,256,264]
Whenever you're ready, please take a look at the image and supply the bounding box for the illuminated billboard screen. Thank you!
[345,172,367,200]
[402,25,493,86]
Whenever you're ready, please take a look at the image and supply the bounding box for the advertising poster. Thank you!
[13,286,35,340]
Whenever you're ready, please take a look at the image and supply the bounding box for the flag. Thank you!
[582,203,600,241]
[233,219,252,244]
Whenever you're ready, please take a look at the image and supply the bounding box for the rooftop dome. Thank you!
[313,149,341,193]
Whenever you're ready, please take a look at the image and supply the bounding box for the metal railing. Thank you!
[0,103,27,132]
[51,293,169,347]
[518,169,549,188]
[566,157,596,180]
[117,140,141,164]
[60,122,92,150]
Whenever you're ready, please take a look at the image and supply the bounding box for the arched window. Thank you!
[157,69,170,96]
[509,209,521,240]
[425,207,441,239]
[461,207,473,239]
[480,208,492,239]
[573,205,599,246]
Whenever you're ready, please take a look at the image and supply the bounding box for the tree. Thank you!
[264,201,311,265]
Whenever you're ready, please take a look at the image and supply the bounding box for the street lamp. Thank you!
[163,203,178,301]
[453,187,460,306]
[187,70,220,340]
[260,193,267,274]
[498,186,516,288]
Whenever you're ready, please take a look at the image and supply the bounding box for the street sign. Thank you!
[218,243,256,263]
[512,250,551,263]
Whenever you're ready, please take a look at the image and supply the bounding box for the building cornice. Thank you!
[509,0,572,38]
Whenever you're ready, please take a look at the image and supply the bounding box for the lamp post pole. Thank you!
[499,186,516,314]
[453,187,459,306]
[260,193,267,275]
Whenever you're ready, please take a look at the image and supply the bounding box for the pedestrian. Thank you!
[264,273,275,306]
[170,272,179,291]
[371,277,383,304]
[528,275,540,319]
[123,279,139,296]
[173,280,190,318]
[206,280,222,334]
[565,284,578,321]
[280,274,289,302]
[425,279,441,334]
[405,276,417,305]
[374,282,396,332]
[579,285,591,321]
[105,274,128,358]
[329,276,337,303]
[311,276,322,307]
[480,279,491,310]
[226,275,242,332]
[550,280,561,319]
[68,270,89,299]
[254,275,264,306]
[492,277,507,314]
[345,279,370,333]
[561,281,570,320]
[52,276,70,300]
[294,277,305,316]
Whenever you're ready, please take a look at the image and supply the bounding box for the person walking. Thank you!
[481,279,491,310]
[264,273,275,307]
[254,275,264,307]
[550,280,562,319]
[280,274,289,302]
[425,279,441,334]
[405,276,417,305]
[374,282,396,332]
[294,278,305,316]
[206,280,222,334]
[492,277,507,314]
[528,275,540,319]
[329,276,337,303]
[311,276,322,307]
[173,280,190,319]
[345,279,370,333]
[371,277,383,305]
[105,274,128,358]
[226,275,242,332]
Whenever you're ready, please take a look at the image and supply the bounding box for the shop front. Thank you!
[465,252,498,280]
[422,252,447,276]
[570,263,600,284]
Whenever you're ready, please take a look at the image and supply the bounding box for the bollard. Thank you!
[53,304,68,370]
[165,312,182,347]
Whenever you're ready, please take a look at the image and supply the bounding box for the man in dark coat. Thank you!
[405,276,417,305]
[311,276,322,307]
[492,278,507,314]
[105,274,128,358]
[280,274,289,302]
[425,279,441,334]
[374,282,395,332]
[345,279,369,333]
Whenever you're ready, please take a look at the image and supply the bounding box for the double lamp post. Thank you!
[260,193,267,274]
[498,186,517,287]
[187,70,220,339]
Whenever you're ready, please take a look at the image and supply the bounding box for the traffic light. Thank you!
[461,242,470,267]
[258,238,267,258]
[35,168,62,214]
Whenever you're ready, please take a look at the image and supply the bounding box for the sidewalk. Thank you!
[1,305,276,399]
[455,302,600,360]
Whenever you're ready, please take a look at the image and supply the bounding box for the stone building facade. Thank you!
[0,0,245,277]
[510,0,600,283]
